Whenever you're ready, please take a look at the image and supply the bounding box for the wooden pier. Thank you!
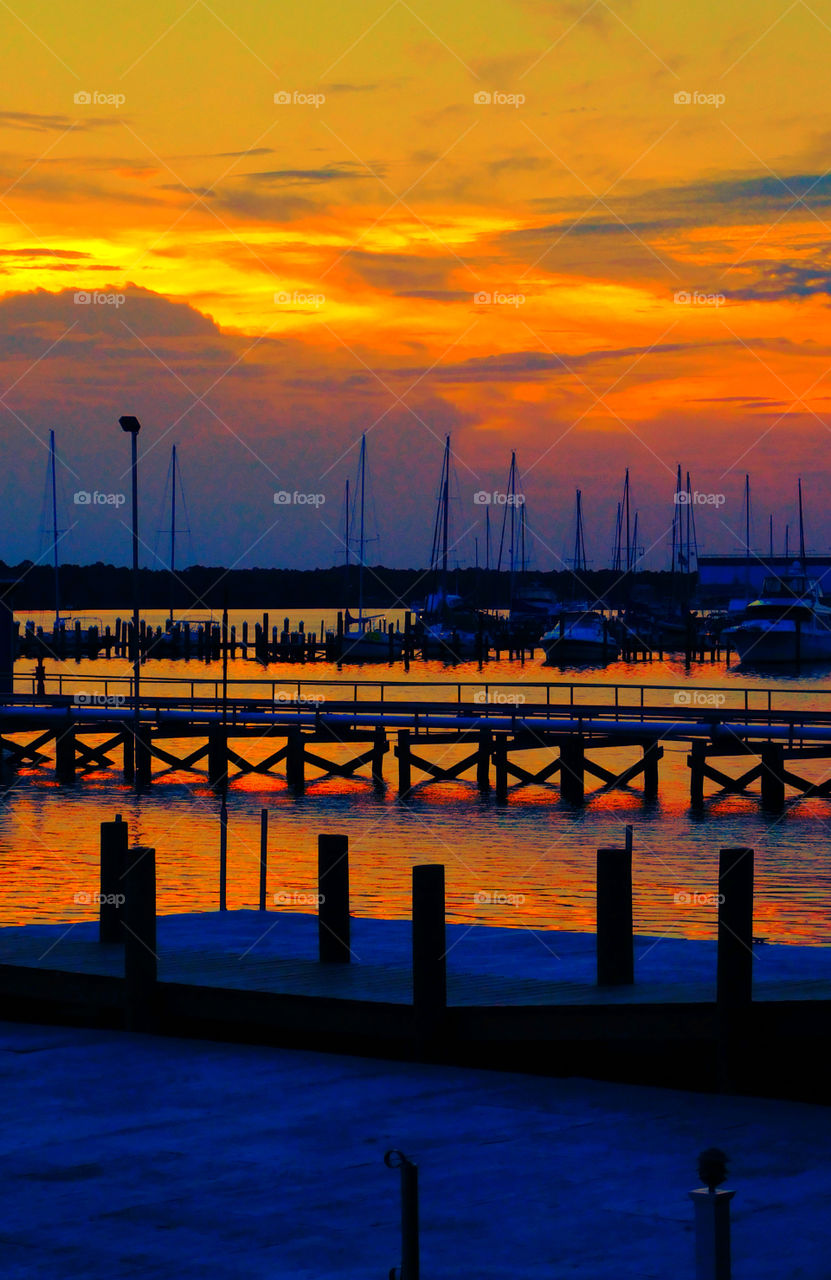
[0,826,829,1101]
[3,676,831,810]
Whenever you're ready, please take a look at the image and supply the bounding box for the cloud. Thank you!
[0,110,122,132]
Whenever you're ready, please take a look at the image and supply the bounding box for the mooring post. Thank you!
[412,864,446,1033]
[122,728,134,782]
[385,1149,420,1280]
[560,736,585,804]
[477,726,492,791]
[286,728,305,791]
[259,807,268,910]
[643,740,660,799]
[123,845,157,1032]
[689,1149,734,1280]
[318,833,350,963]
[207,725,227,789]
[99,816,128,943]
[372,724,386,784]
[760,744,785,811]
[717,847,753,1009]
[596,846,634,985]
[55,720,76,783]
[398,728,412,795]
[219,798,228,911]
[136,727,152,786]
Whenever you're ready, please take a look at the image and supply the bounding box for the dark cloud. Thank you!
[0,110,122,132]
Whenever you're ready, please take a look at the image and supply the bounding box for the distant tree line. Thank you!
[0,560,693,611]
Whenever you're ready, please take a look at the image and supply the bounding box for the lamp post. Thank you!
[119,415,142,785]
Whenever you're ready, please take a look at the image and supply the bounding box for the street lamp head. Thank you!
[119,415,142,434]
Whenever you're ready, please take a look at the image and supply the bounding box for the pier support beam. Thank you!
[318,833,350,963]
[55,723,76,783]
[99,817,127,943]
[717,846,754,1092]
[760,744,785,811]
[207,726,228,789]
[397,729,412,795]
[136,728,152,787]
[476,727,491,791]
[643,741,660,800]
[412,863,446,1037]
[372,725,386,785]
[560,737,585,804]
[494,734,508,803]
[286,729,305,791]
[690,741,706,807]
[123,845,157,1032]
[596,846,634,985]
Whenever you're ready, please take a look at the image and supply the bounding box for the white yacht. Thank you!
[724,572,831,663]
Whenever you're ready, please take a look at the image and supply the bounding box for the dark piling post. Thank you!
[99,816,127,943]
[760,744,785,811]
[494,733,508,803]
[717,848,753,1009]
[136,727,152,786]
[643,740,660,799]
[123,845,157,1032]
[55,721,76,783]
[398,729,412,794]
[404,611,412,671]
[208,725,228,790]
[412,863,446,1033]
[259,807,268,910]
[219,798,228,910]
[560,736,585,804]
[477,726,491,791]
[372,724,386,784]
[690,740,706,806]
[385,1149,420,1280]
[285,728,305,791]
[318,833,350,963]
[596,846,634,985]
[122,729,134,782]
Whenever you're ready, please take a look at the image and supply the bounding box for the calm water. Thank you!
[4,609,831,946]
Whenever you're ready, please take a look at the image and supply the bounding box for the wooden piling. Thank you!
[477,727,491,791]
[55,722,76,782]
[286,729,305,791]
[494,733,508,803]
[259,808,268,910]
[760,744,785,811]
[690,740,706,806]
[596,846,634,985]
[398,729,412,794]
[123,845,157,1032]
[560,736,585,804]
[412,864,446,1026]
[207,725,227,789]
[643,740,660,799]
[99,817,127,943]
[717,847,754,1009]
[372,725,386,784]
[318,833,350,963]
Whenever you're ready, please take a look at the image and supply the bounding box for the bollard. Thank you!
[99,817,128,943]
[318,833,350,963]
[412,864,446,1027]
[384,1149,419,1280]
[596,846,634,985]
[259,808,268,910]
[689,1149,734,1280]
[219,798,228,911]
[123,845,157,1032]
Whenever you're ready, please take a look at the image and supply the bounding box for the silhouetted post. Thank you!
[760,744,785,811]
[286,728,305,791]
[123,845,157,1032]
[690,740,706,806]
[219,798,228,910]
[318,833,350,963]
[123,730,134,782]
[208,725,227,789]
[596,846,634,985]
[385,1149,419,1280]
[372,724,386,784]
[560,736,585,804]
[643,741,660,799]
[259,807,268,910]
[398,729,412,794]
[717,848,753,1008]
[494,733,508,803]
[55,721,76,782]
[135,726,152,786]
[412,864,446,1031]
[689,1149,734,1280]
[99,816,128,943]
[477,726,491,791]
[404,611,412,671]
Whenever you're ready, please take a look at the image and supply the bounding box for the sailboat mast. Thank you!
[441,436,450,597]
[624,467,631,573]
[49,430,59,625]
[358,435,366,624]
[169,445,177,624]
[798,477,806,566]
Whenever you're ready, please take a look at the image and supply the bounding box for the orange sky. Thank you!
[2,0,831,569]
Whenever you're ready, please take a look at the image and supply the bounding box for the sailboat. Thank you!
[331,435,402,662]
[724,480,831,663]
[417,436,494,658]
[541,489,619,664]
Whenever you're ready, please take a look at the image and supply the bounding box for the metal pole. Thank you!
[384,1149,419,1280]
[131,430,140,782]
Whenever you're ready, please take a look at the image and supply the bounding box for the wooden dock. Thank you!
[4,676,831,809]
[1,830,830,1102]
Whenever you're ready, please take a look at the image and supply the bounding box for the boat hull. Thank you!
[726,622,831,664]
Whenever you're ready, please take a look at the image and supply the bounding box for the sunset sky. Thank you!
[2,0,831,571]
